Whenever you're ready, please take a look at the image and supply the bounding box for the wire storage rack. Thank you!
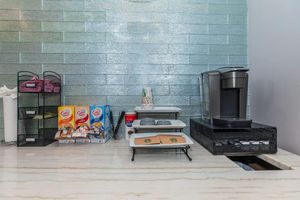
[17,71,62,146]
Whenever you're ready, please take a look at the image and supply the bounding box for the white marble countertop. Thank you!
[0,140,300,200]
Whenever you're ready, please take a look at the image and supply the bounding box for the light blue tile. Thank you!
[65,95,107,105]
[65,75,106,85]
[43,22,85,32]
[20,32,63,42]
[127,22,168,34]
[0,42,41,53]
[85,0,168,12]
[168,44,208,54]
[126,85,169,96]
[229,35,247,45]
[124,75,169,85]
[0,53,19,63]
[190,55,228,64]
[190,35,227,44]
[107,96,140,106]
[170,85,200,96]
[209,25,247,35]
[64,11,106,22]
[106,33,188,44]
[169,65,208,75]
[209,45,247,55]
[86,85,126,95]
[209,4,247,14]
[85,64,127,74]
[21,53,64,64]
[0,0,41,10]
[127,64,168,75]
[229,55,248,64]
[209,0,227,4]
[64,32,105,42]
[168,75,199,85]
[0,64,42,74]
[169,24,208,34]
[106,12,168,23]
[107,54,189,64]
[0,32,19,42]
[229,15,247,24]
[0,10,19,20]
[168,14,227,25]
[43,0,85,11]
[154,96,190,106]
[228,0,247,5]
[86,22,127,32]
[0,75,17,85]
[106,75,124,85]
[0,21,41,31]
[65,54,106,64]
[43,43,85,53]
[168,1,208,13]
[21,11,63,21]
[190,96,201,106]
[43,64,85,75]
[148,54,189,64]
[64,85,86,96]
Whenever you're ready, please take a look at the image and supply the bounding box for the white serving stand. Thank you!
[132,120,186,132]
[134,106,181,119]
[130,132,193,161]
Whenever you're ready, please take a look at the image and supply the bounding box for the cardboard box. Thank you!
[75,106,90,128]
[89,105,112,143]
[76,138,91,144]
[58,139,75,144]
[58,106,75,130]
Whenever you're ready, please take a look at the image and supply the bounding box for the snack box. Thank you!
[90,105,104,129]
[58,138,76,144]
[58,106,75,130]
[89,105,112,143]
[76,138,91,144]
[75,106,90,129]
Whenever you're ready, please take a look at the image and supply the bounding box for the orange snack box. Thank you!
[58,106,75,130]
[75,106,90,128]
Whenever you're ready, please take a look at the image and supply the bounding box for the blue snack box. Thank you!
[89,105,112,143]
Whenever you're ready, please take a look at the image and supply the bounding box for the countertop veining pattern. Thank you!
[0,140,300,200]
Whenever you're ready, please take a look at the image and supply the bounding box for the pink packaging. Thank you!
[44,79,60,93]
[19,76,43,93]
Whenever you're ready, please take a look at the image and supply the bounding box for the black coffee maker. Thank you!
[191,67,277,155]
[201,67,252,127]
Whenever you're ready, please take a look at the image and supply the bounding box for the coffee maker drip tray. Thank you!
[213,117,252,128]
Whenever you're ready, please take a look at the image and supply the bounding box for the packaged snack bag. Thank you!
[58,106,75,130]
[75,106,90,129]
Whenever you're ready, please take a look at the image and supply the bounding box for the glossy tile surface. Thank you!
[0,0,248,140]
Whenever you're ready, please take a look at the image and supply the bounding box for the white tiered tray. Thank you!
[129,132,193,148]
[132,120,186,130]
[134,106,181,113]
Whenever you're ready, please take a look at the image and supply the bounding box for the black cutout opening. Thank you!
[227,156,282,171]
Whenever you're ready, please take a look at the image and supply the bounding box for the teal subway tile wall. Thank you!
[0,0,248,139]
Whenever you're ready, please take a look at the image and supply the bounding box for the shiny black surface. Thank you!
[190,118,277,155]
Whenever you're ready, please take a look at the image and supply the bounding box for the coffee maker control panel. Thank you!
[214,140,272,152]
